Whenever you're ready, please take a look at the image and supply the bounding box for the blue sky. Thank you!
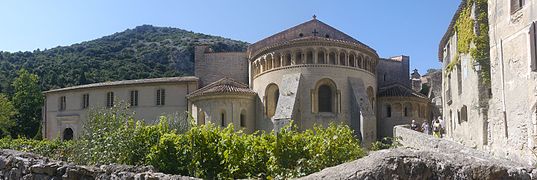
[0,0,461,73]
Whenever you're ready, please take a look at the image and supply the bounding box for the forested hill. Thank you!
[0,25,249,94]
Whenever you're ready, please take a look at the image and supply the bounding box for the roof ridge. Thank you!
[187,78,255,98]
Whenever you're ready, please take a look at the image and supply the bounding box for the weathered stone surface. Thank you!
[299,147,534,180]
[299,126,536,180]
[0,149,199,180]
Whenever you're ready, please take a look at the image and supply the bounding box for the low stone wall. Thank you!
[393,125,513,160]
[0,149,198,180]
[299,125,536,179]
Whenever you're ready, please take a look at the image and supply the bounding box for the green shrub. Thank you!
[0,137,73,160]
[370,137,401,151]
[0,104,367,179]
[146,122,365,179]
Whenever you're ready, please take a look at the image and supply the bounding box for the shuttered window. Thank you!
[511,0,525,14]
[156,89,165,106]
[530,22,537,71]
[106,92,114,108]
[59,96,66,111]
[82,94,89,109]
[130,90,138,107]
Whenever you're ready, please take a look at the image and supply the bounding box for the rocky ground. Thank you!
[0,149,198,180]
[299,126,536,180]
[298,147,534,180]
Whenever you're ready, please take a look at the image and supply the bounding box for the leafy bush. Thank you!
[0,105,366,179]
[69,103,182,165]
[0,137,73,160]
[147,123,365,179]
[370,137,401,151]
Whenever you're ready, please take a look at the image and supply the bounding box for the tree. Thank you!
[12,69,43,138]
[0,94,16,136]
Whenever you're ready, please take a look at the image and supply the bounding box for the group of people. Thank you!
[410,116,444,138]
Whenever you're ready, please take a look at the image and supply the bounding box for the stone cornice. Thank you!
[249,38,379,62]
[253,64,375,80]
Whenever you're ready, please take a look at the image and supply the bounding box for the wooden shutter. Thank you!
[531,22,537,71]
[511,0,521,13]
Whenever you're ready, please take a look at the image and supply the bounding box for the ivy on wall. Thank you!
[446,0,490,85]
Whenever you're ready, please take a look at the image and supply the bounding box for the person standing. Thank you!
[432,119,441,138]
[438,116,445,137]
[411,120,419,131]
[422,121,430,135]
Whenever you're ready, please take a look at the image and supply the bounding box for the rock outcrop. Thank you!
[299,147,534,180]
[0,149,198,180]
[299,126,536,180]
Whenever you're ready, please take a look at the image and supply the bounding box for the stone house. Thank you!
[487,0,537,164]
[440,0,537,164]
[43,17,430,146]
[439,0,491,151]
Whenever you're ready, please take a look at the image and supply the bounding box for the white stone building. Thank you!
[440,0,537,164]
[43,17,430,146]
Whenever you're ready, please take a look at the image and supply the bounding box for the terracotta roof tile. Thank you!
[44,76,198,94]
[187,78,256,98]
[378,83,428,99]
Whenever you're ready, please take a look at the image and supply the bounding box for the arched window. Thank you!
[285,53,292,66]
[383,73,388,82]
[306,51,314,64]
[461,105,468,122]
[386,104,392,118]
[358,55,363,68]
[220,111,226,127]
[240,111,246,127]
[265,84,279,118]
[274,54,281,68]
[339,52,346,65]
[349,54,356,67]
[260,58,266,72]
[328,52,336,64]
[318,85,332,112]
[295,51,303,64]
[403,102,413,117]
[318,51,325,64]
[313,79,338,113]
[266,55,273,70]
[63,128,73,141]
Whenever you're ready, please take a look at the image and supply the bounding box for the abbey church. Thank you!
[43,17,431,145]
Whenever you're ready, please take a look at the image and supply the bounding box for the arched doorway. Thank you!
[63,128,73,141]
[265,84,279,118]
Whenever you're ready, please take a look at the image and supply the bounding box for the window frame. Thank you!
[511,0,525,14]
[106,92,114,108]
[59,96,66,111]
[156,89,166,106]
[130,90,139,107]
[82,93,89,109]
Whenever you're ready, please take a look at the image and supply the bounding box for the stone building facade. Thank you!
[439,0,537,164]
[439,0,491,151]
[376,57,431,137]
[486,0,537,164]
[43,17,429,146]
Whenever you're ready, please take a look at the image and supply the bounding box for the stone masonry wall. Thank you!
[194,46,248,87]
[0,149,198,180]
[376,56,410,88]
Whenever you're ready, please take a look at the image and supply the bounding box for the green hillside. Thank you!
[0,25,249,94]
